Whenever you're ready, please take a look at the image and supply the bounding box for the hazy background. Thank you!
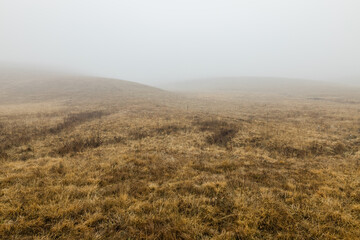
[1,0,360,85]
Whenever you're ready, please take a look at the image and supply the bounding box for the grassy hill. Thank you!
[0,69,173,105]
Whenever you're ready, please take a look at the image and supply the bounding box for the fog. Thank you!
[1,0,360,85]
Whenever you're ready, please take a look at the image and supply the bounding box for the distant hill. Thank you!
[0,69,173,105]
[161,77,360,98]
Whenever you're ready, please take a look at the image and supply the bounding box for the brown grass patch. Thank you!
[0,97,359,239]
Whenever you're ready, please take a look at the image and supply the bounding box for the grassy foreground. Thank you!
[0,97,360,239]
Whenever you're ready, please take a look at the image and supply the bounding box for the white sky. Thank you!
[0,0,360,84]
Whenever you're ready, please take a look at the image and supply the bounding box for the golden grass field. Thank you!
[0,81,360,239]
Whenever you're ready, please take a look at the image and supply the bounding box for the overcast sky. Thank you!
[0,0,359,84]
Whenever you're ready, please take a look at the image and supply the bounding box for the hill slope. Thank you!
[0,69,172,105]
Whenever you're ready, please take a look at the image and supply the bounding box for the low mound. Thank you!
[0,69,172,105]
[163,77,360,98]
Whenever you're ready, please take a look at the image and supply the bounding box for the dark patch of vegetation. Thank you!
[0,129,32,151]
[128,128,151,140]
[0,149,8,160]
[194,119,238,147]
[154,124,187,135]
[278,146,306,158]
[195,119,232,132]
[109,136,126,144]
[207,127,238,147]
[308,141,348,156]
[49,111,106,134]
[243,137,350,157]
[16,146,35,161]
[0,111,108,156]
[129,124,187,140]
[56,135,103,155]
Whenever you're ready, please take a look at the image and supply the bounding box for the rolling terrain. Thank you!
[0,72,360,239]
[161,77,360,101]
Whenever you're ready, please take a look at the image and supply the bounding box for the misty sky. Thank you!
[0,0,360,84]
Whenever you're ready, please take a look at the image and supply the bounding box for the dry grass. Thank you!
[0,96,360,239]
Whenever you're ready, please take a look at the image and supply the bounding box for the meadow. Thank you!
[0,93,360,239]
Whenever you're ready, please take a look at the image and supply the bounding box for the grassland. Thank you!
[0,91,360,239]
